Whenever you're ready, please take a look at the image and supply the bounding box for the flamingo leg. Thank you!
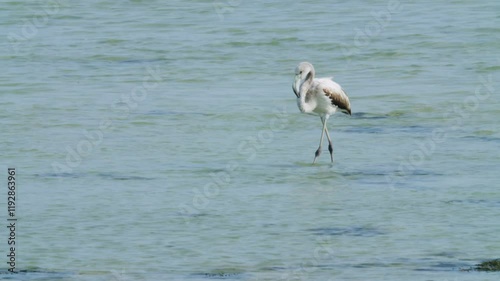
[324,124,334,163]
[313,116,328,164]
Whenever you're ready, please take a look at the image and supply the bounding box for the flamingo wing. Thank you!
[323,86,351,115]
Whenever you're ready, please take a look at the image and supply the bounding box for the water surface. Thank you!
[1,1,499,280]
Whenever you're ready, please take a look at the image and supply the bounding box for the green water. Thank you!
[1,1,499,280]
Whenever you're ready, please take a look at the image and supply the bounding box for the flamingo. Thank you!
[292,62,351,164]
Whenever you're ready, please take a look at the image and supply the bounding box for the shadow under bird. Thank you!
[292,62,351,164]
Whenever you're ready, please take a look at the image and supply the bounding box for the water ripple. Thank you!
[308,226,385,237]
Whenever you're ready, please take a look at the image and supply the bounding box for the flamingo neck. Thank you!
[297,73,316,113]
[297,85,315,113]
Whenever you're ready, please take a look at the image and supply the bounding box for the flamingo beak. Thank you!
[293,75,301,98]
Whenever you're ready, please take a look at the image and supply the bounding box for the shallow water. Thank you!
[1,1,499,280]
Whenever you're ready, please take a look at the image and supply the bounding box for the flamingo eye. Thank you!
[299,71,303,74]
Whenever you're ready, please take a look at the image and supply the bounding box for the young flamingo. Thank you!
[292,62,351,164]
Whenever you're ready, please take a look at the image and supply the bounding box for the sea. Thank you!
[1,1,499,280]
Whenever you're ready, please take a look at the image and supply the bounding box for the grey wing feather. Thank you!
[323,87,351,115]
